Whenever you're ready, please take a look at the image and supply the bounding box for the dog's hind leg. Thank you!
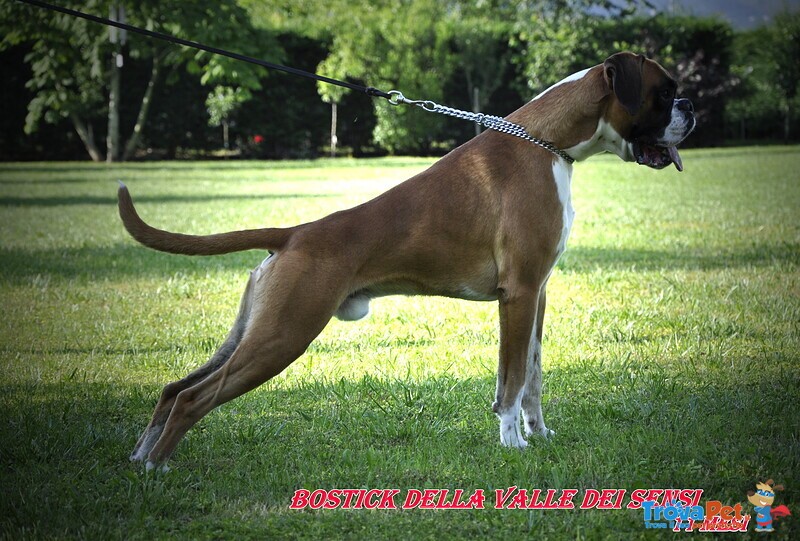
[143,255,346,469]
[130,270,257,462]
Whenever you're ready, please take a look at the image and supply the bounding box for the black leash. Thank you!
[17,0,575,164]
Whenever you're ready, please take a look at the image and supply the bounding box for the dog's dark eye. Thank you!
[659,89,673,102]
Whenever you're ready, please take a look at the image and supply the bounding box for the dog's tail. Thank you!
[117,183,292,255]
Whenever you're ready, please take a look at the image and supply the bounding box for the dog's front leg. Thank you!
[493,287,541,448]
[521,288,555,438]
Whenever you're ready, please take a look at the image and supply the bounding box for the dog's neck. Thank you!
[505,66,622,162]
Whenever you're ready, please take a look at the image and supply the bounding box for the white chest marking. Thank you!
[552,159,575,259]
[531,68,591,102]
[566,119,634,162]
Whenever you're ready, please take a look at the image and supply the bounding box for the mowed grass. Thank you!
[1,148,798,539]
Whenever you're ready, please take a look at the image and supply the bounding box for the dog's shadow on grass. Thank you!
[0,243,264,283]
[2,366,792,488]
[560,243,799,272]
[2,241,797,285]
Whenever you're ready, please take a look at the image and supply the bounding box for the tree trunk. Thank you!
[784,102,791,143]
[70,113,104,162]
[107,44,122,163]
[122,54,161,161]
[330,101,338,158]
[473,86,481,137]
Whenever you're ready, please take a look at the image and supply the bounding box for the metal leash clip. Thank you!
[387,90,437,112]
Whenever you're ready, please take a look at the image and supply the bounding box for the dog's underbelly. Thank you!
[362,278,500,302]
[362,260,500,301]
[335,282,498,322]
[334,257,499,321]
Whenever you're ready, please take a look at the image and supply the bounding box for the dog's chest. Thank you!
[552,159,575,258]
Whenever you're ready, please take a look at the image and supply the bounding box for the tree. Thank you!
[771,11,800,141]
[241,1,541,153]
[510,0,649,96]
[450,20,511,136]
[726,27,776,140]
[1,0,279,161]
[310,0,455,153]
[206,85,249,150]
[726,11,800,142]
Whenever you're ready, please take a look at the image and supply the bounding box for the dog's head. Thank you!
[603,52,695,171]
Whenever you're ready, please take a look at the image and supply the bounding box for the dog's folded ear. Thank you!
[604,52,644,117]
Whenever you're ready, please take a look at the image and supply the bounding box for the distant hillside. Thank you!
[646,0,796,28]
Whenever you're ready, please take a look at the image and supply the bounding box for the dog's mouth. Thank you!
[633,141,684,172]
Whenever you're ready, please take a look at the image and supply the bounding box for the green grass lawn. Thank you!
[1,148,798,539]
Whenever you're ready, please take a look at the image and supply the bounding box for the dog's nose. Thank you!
[676,98,693,113]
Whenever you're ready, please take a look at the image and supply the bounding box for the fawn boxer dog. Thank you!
[121,52,695,470]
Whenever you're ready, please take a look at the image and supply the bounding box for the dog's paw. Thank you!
[525,423,555,439]
[145,460,170,473]
[500,432,528,449]
[130,425,163,463]
[130,444,149,462]
[500,433,528,448]
[500,422,528,449]
[539,427,555,439]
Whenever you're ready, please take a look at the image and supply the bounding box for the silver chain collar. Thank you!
[388,91,575,164]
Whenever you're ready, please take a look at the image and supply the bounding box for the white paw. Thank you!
[145,461,170,473]
[500,420,528,448]
[131,426,161,462]
[525,423,555,439]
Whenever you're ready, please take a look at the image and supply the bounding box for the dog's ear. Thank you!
[766,479,775,486]
[747,490,756,496]
[774,484,785,491]
[604,52,644,116]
